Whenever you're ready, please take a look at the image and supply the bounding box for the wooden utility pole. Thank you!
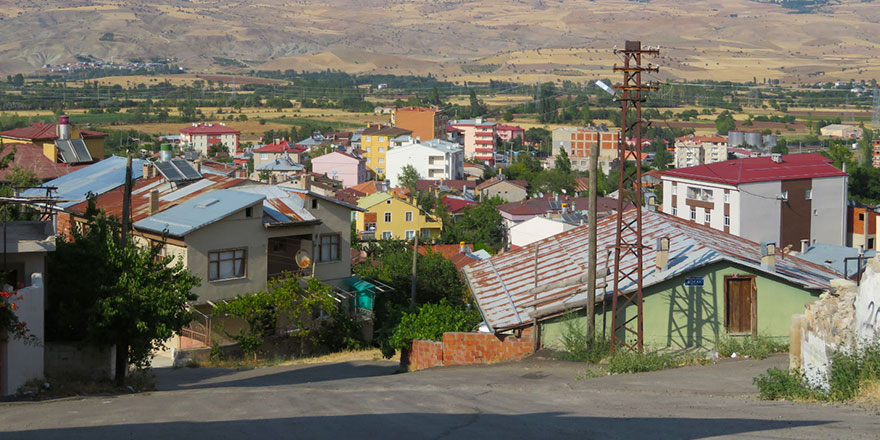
[586,137,600,344]
[120,154,133,247]
[411,231,419,304]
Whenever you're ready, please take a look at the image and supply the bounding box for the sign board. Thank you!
[684,276,705,287]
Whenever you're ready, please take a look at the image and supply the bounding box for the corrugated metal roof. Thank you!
[463,209,841,332]
[800,243,876,278]
[357,192,392,209]
[231,185,317,225]
[22,156,147,208]
[134,190,265,237]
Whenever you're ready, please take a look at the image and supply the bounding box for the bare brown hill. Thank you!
[1,0,879,84]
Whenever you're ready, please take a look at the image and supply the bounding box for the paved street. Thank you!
[1,354,877,439]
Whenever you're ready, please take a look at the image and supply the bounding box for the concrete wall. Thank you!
[306,195,355,288]
[1,274,44,395]
[739,181,782,245]
[44,342,115,381]
[480,181,527,203]
[402,328,534,372]
[811,176,847,246]
[311,153,364,188]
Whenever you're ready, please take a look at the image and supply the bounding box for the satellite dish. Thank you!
[295,249,312,269]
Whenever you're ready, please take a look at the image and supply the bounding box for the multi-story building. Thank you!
[355,192,442,241]
[385,139,464,187]
[360,124,412,177]
[673,135,728,169]
[253,140,307,171]
[551,126,619,172]
[495,125,525,143]
[448,118,497,165]
[310,151,368,188]
[848,205,879,250]
[872,140,880,168]
[392,106,448,141]
[179,123,240,156]
[661,153,847,249]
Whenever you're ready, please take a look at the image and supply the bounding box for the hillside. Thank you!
[1,0,879,84]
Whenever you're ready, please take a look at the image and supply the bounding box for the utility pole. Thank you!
[411,232,419,304]
[120,154,133,248]
[610,41,659,354]
[586,136,600,344]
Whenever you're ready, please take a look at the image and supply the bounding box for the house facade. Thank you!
[253,141,308,170]
[820,124,861,139]
[361,124,412,177]
[179,123,240,156]
[448,118,496,165]
[661,153,848,249]
[476,177,528,203]
[392,106,448,141]
[551,126,619,172]
[495,125,525,143]
[310,151,367,188]
[385,139,464,187]
[355,192,442,241]
[673,135,728,169]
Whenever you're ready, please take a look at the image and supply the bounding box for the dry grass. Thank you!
[854,381,880,409]
[197,349,396,370]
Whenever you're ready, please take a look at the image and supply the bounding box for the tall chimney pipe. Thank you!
[655,237,670,271]
[150,190,159,215]
[761,242,777,270]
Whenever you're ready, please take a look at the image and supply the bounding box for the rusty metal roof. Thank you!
[462,209,840,332]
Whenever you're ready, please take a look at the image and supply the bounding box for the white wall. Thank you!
[739,181,782,245]
[386,143,462,188]
[811,176,847,246]
[510,217,572,248]
[2,273,44,396]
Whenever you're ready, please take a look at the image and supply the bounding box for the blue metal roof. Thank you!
[134,189,265,237]
[255,158,304,172]
[22,156,147,208]
[800,243,876,278]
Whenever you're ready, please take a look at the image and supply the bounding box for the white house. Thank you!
[385,139,464,188]
[661,153,847,249]
[179,123,241,156]
[509,216,581,248]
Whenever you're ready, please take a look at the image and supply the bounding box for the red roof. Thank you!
[495,125,524,132]
[0,122,106,141]
[497,195,621,216]
[254,141,307,154]
[476,177,528,191]
[418,244,479,271]
[335,188,366,205]
[675,134,727,144]
[179,123,240,136]
[0,143,87,181]
[661,153,846,186]
[441,196,477,213]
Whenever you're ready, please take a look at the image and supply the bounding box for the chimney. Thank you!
[150,190,159,215]
[761,242,777,270]
[771,153,782,163]
[655,237,670,271]
[142,162,151,179]
[58,115,70,140]
[195,159,202,174]
[460,241,467,254]
[800,239,809,254]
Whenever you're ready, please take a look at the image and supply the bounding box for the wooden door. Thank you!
[725,276,755,335]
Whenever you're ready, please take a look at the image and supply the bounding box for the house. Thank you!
[496,194,619,231]
[799,242,876,279]
[21,156,147,211]
[820,124,861,139]
[872,140,880,168]
[350,180,390,196]
[462,209,840,350]
[179,123,240,156]
[509,215,583,249]
[0,142,89,182]
[0,116,106,164]
[441,196,477,218]
[253,140,308,171]
[417,179,476,198]
[476,176,528,203]
[847,204,879,250]
[392,106,448,141]
[673,135,728,169]
[385,139,464,187]
[279,172,344,198]
[311,151,368,188]
[661,153,848,249]
[0,221,54,395]
[448,118,497,165]
[355,192,442,241]
[462,162,486,181]
[254,154,305,182]
[360,124,413,177]
[551,126,619,172]
[495,125,525,143]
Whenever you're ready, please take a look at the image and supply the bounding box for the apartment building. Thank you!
[661,153,847,249]
[448,118,496,164]
[179,123,240,156]
[392,106,448,141]
[551,126,619,172]
[872,140,880,168]
[673,135,728,169]
[385,139,464,187]
[360,124,412,177]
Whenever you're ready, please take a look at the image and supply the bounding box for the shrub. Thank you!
[753,368,816,400]
[553,313,609,363]
[754,346,880,402]
[318,308,367,353]
[387,301,481,355]
[607,350,710,374]
[716,335,788,360]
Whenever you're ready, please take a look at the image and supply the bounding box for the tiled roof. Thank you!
[350,180,385,196]
[362,125,412,136]
[463,209,840,332]
[254,141,307,154]
[418,244,480,271]
[496,195,619,216]
[675,134,728,144]
[442,196,477,213]
[334,187,367,206]
[450,119,497,127]
[179,123,239,135]
[0,122,106,141]
[495,125,524,132]
[476,177,528,191]
[417,179,476,192]
[661,153,846,186]
[0,143,87,181]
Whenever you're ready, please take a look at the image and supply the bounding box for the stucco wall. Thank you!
[481,181,527,203]
[739,181,782,245]
[810,176,847,246]
[306,196,354,288]
[1,274,44,396]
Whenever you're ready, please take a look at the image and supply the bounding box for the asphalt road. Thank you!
[1,354,878,439]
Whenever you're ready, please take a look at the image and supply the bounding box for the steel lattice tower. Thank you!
[609,41,659,354]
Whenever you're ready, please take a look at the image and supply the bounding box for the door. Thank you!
[725,276,756,336]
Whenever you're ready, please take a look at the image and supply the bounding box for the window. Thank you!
[686,187,713,202]
[672,206,678,216]
[421,229,431,239]
[317,234,340,262]
[382,231,393,240]
[690,208,696,221]
[379,147,385,153]
[379,136,386,142]
[260,154,268,160]
[366,158,371,163]
[705,212,711,223]
[860,213,865,221]
[379,158,384,163]
[781,191,789,201]
[405,211,413,222]
[724,215,730,226]
[671,184,677,196]
[208,248,246,281]
[245,207,253,218]
[384,212,392,222]
[364,136,371,142]
[366,147,372,153]
[805,189,812,200]
[724,193,729,203]
[405,230,415,240]
[311,199,318,209]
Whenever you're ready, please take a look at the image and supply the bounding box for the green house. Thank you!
[462,210,840,350]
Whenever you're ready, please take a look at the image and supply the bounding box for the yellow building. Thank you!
[356,192,442,241]
[360,124,411,177]
[0,116,106,162]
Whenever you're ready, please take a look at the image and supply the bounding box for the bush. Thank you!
[716,335,788,360]
[553,313,609,363]
[754,346,880,402]
[386,301,481,356]
[753,367,816,400]
[318,308,367,353]
[607,350,710,374]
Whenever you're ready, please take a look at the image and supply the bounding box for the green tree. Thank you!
[398,164,421,201]
[821,143,853,170]
[441,196,506,251]
[715,111,736,135]
[208,142,229,157]
[468,90,487,117]
[502,110,514,122]
[554,148,572,174]
[47,201,200,385]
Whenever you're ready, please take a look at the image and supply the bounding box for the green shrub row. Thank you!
[754,346,880,401]
[715,335,789,360]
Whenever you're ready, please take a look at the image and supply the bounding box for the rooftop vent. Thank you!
[771,153,783,163]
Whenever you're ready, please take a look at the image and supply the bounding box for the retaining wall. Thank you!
[403,327,534,372]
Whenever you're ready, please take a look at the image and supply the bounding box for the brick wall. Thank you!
[403,327,533,372]
[56,212,72,238]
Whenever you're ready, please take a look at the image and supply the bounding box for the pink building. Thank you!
[448,118,497,165]
[310,151,368,188]
[495,124,525,143]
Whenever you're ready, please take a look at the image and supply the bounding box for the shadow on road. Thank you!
[155,361,399,391]
[1,413,832,440]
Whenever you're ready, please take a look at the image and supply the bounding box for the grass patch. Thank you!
[552,312,610,363]
[606,350,712,374]
[716,335,788,360]
[754,346,880,402]
[266,117,360,130]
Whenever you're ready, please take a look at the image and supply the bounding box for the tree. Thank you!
[554,148,572,174]
[47,201,200,385]
[468,90,487,117]
[398,164,421,201]
[821,143,853,170]
[715,111,736,135]
[441,196,506,252]
[208,141,229,157]
[502,110,514,122]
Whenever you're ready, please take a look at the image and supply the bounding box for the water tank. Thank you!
[58,115,70,140]
[728,131,745,147]
[763,135,777,149]
[744,132,763,148]
[159,144,172,162]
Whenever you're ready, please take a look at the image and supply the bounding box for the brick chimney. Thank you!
[761,242,777,270]
[150,190,159,215]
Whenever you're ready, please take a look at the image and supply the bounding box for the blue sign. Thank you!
[685,277,705,287]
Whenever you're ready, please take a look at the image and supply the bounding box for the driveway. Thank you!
[1,354,877,439]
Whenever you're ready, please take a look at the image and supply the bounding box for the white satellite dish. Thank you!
[295,249,312,270]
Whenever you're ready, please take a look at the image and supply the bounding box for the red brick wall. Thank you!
[56,212,72,238]
[404,327,533,371]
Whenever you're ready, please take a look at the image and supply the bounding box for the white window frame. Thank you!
[724,215,730,226]
[690,208,696,221]
[405,230,415,240]
[805,189,812,200]
[724,193,729,203]
[405,211,413,222]
[705,211,711,223]
[672,206,678,216]
[382,231,393,240]
[384,212,392,222]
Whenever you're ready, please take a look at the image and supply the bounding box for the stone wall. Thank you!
[403,328,534,372]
